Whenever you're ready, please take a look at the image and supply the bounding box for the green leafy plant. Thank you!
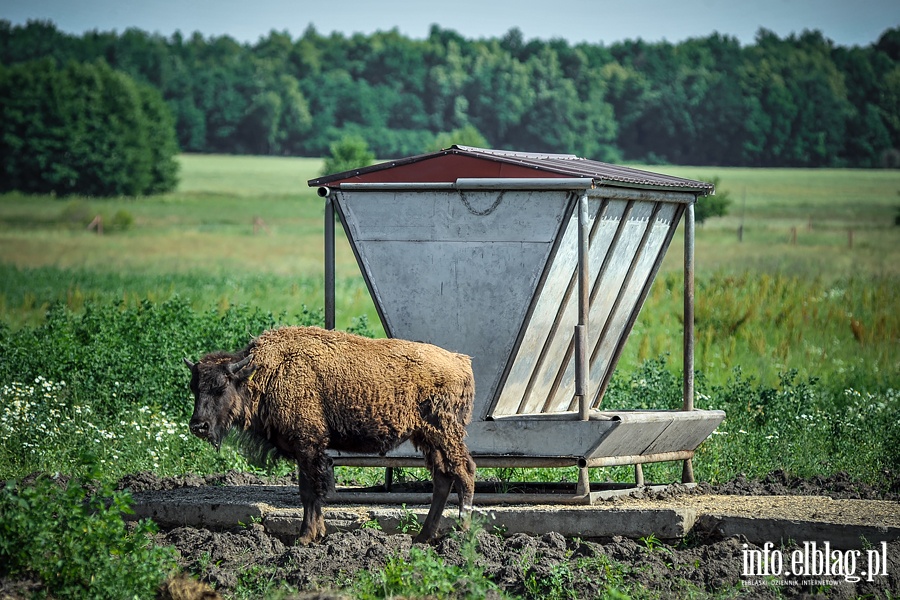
[396,504,422,535]
[0,453,176,598]
[351,520,505,599]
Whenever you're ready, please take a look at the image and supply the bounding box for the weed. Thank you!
[350,519,506,599]
[640,533,663,552]
[396,504,421,535]
[0,453,176,599]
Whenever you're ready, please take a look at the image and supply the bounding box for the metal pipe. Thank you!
[576,191,590,421]
[330,456,583,468]
[683,200,695,413]
[326,491,597,506]
[337,178,596,191]
[682,200,696,484]
[583,450,695,468]
[324,195,336,331]
[589,186,697,204]
[339,182,456,191]
[456,177,594,190]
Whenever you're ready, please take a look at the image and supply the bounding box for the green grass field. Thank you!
[1,155,897,382]
[1,154,898,490]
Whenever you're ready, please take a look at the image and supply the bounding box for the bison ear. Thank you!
[183,357,195,370]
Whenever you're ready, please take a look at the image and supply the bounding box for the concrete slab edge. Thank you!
[131,498,899,550]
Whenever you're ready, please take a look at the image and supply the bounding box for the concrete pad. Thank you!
[129,485,900,549]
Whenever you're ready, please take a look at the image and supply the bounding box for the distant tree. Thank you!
[320,136,375,176]
[694,176,732,225]
[2,19,898,166]
[0,58,179,197]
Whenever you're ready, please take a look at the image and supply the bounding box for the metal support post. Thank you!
[325,196,336,331]
[575,191,590,421]
[682,200,696,484]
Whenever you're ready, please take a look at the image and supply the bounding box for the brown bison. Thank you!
[183,326,476,544]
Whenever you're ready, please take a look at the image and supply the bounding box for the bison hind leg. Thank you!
[414,437,476,543]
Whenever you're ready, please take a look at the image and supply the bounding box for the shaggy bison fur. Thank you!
[184,326,476,543]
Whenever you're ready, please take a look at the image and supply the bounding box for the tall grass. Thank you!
[0,154,897,488]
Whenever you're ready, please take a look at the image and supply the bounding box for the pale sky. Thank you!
[2,0,898,47]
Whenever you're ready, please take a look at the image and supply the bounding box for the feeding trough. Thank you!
[308,146,724,499]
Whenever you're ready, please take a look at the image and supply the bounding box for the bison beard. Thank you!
[184,326,476,544]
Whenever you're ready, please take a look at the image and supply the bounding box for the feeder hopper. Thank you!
[308,146,725,494]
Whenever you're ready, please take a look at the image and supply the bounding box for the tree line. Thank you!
[2,19,899,168]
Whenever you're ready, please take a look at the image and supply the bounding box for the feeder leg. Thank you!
[634,463,644,487]
[682,460,695,484]
[576,466,591,496]
[385,466,394,492]
[682,200,696,484]
[325,196,336,331]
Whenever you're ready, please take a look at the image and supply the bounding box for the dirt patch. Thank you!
[156,524,900,598]
[119,470,900,598]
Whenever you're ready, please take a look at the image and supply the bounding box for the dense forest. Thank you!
[2,19,899,167]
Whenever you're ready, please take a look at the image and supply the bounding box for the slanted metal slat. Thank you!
[492,198,607,416]
[549,201,654,413]
[594,203,686,406]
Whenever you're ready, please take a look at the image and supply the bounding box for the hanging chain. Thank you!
[458,190,506,216]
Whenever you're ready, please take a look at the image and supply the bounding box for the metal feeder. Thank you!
[308,146,724,500]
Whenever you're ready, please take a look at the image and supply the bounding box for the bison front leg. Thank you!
[295,453,332,544]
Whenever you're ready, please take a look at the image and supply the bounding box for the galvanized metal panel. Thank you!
[512,199,623,415]
[587,202,679,408]
[546,201,657,413]
[587,411,726,459]
[494,198,686,417]
[335,189,570,419]
[492,197,599,415]
[325,410,724,461]
[338,189,564,243]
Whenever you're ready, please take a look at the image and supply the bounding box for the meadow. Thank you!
[0,154,898,489]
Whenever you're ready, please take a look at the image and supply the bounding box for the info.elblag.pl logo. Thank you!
[742,541,889,585]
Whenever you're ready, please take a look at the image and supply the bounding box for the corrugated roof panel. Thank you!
[309,145,714,195]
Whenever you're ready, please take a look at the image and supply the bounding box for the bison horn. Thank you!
[227,354,253,374]
[183,357,195,370]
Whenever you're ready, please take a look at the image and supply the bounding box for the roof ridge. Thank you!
[452,145,579,160]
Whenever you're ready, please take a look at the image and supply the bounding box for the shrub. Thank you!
[694,176,732,224]
[0,454,176,598]
[320,135,375,177]
[111,209,135,231]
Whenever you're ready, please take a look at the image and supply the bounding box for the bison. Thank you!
[183,326,476,544]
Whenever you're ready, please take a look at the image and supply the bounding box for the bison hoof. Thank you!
[296,533,322,546]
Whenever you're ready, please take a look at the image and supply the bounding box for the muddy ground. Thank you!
[120,470,899,599]
[1,470,897,598]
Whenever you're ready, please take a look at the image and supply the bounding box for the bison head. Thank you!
[183,354,256,450]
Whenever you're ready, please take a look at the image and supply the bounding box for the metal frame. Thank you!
[320,181,703,488]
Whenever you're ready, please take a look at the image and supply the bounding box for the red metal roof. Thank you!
[308,145,714,194]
